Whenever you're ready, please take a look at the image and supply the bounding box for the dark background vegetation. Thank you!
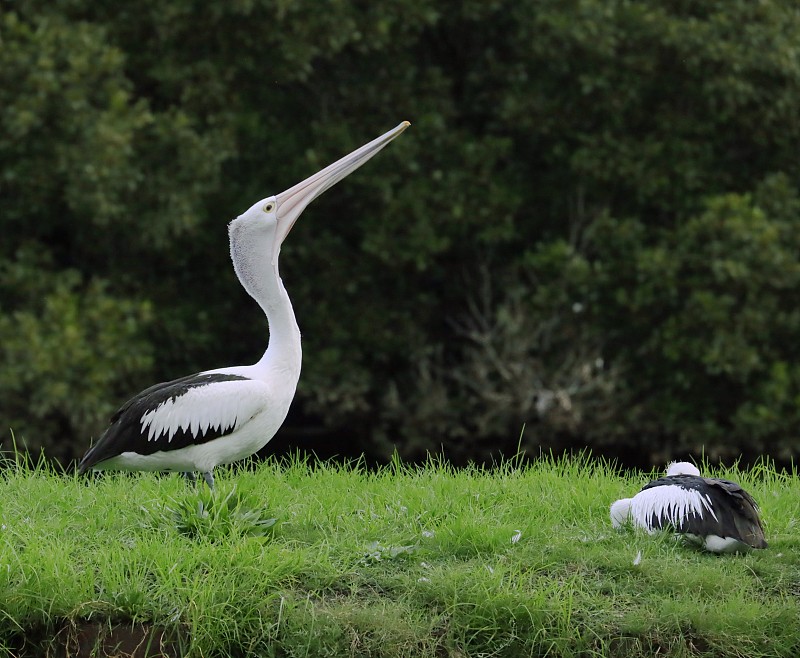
[2,0,799,469]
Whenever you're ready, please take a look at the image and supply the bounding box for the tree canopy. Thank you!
[2,0,799,466]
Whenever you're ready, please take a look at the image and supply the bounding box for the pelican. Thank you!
[610,461,767,553]
[78,121,410,488]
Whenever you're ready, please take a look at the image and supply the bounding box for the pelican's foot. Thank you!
[181,471,215,490]
[201,471,215,490]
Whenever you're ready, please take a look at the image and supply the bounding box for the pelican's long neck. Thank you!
[229,222,301,377]
[257,265,302,373]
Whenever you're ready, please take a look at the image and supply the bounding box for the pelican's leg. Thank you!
[182,471,198,485]
[201,471,215,490]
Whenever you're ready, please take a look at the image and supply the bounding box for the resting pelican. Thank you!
[610,461,767,553]
[79,122,410,488]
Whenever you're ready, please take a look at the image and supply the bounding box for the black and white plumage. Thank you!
[79,122,411,488]
[610,461,767,553]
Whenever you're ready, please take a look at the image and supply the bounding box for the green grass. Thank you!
[0,453,799,657]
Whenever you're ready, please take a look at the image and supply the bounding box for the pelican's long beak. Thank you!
[274,121,410,246]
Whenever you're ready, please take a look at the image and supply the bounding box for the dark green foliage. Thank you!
[589,178,800,461]
[1,0,799,465]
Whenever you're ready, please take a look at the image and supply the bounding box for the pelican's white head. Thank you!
[610,498,632,528]
[665,461,700,477]
[228,196,283,312]
[228,121,410,311]
[231,121,410,268]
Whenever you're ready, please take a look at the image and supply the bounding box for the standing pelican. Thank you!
[610,461,767,553]
[79,122,410,488]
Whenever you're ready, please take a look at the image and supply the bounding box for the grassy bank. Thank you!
[0,454,798,657]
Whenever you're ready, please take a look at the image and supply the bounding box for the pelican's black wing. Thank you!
[641,474,767,549]
[701,477,767,549]
[79,372,251,472]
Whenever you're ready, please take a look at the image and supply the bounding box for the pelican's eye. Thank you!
[263,201,276,213]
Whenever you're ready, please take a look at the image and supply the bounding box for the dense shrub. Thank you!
[1,1,799,465]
